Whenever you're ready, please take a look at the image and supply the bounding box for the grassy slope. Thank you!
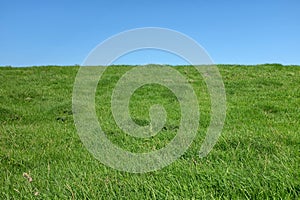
[0,65,299,199]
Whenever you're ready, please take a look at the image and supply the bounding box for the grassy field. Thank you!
[0,64,299,199]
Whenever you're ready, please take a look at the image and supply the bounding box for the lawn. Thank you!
[0,64,299,199]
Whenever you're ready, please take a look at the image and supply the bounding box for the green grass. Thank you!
[0,64,299,199]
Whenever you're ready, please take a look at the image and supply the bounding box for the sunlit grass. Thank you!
[0,65,299,199]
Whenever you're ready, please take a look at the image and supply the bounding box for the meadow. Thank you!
[0,64,299,199]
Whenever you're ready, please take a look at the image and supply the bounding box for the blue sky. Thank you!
[1,0,299,66]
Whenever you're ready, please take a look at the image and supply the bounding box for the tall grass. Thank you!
[0,65,299,199]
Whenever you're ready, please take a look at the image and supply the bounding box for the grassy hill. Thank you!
[0,65,299,199]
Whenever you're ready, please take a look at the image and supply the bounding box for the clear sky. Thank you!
[1,0,299,66]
